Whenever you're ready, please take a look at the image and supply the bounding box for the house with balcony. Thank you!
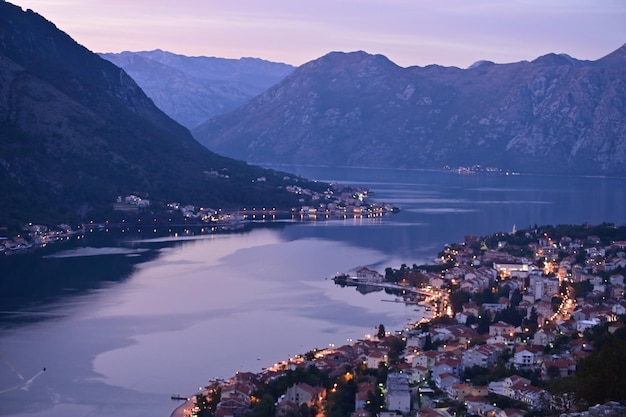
[284,382,325,407]
[433,372,460,391]
[365,350,387,369]
[503,375,530,398]
[462,344,503,370]
[412,350,439,371]
[540,357,576,379]
[432,356,462,379]
[464,395,496,417]
[489,321,515,338]
[532,328,556,346]
[512,345,543,369]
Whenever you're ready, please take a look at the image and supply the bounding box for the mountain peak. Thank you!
[301,50,400,75]
[531,53,581,66]
[597,43,626,66]
[316,50,395,64]
[467,60,495,69]
[100,50,294,128]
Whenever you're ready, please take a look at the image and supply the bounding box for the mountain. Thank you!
[0,2,323,232]
[99,50,294,129]
[192,47,626,176]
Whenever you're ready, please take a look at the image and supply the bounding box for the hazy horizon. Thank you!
[9,0,626,68]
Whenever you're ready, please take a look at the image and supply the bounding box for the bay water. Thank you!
[0,167,624,417]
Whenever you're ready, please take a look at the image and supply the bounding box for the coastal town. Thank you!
[172,223,626,417]
[0,182,397,255]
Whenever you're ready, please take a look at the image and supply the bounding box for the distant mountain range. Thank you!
[0,2,321,231]
[99,50,294,129]
[192,46,626,176]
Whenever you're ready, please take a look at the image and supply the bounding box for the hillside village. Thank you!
[177,224,626,417]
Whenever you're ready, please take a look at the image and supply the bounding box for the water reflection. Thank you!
[0,244,159,324]
[1,168,625,417]
[0,226,416,417]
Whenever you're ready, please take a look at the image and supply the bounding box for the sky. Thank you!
[9,0,626,68]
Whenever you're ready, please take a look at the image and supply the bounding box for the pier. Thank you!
[332,275,433,296]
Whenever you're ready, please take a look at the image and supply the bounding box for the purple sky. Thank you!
[10,0,626,68]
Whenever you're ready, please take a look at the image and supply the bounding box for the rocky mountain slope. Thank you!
[99,50,293,129]
[193,47,626,175]
[0,2,321,231]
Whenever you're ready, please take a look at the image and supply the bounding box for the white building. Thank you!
[529,276,560,300]
[493,262,529,278]
[386,372,411,413]
[355,266,384,283]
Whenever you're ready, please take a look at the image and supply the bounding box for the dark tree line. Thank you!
[574,322,626,407]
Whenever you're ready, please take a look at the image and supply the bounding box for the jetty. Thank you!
[332,274,432,296]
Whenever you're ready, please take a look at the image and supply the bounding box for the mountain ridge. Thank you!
[99,49,294,128]
[192,47,626,175]
[0,2,322,231]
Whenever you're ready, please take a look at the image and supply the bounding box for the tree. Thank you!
[299,403,311,417]
[523,307,539,334]
[377,324,386,339]
[575,337,626,407]
[449,290,471,315]
[465,315,478,328]
[474,287,497,305]
[364,386,385,414]
[194,394,213,417]
[551,296,563,313]
[245,364,329,417]
[497,283,511,299]
[248,394,276,417]
[423,333,433,351]
[572,280,593,299]
[387,337,407,365]
[476,313,492,335]
[546,365,561,379]
[326,378,357,417]
[384,267,395,281]
[493,306,523,327]
[376,361,389,385]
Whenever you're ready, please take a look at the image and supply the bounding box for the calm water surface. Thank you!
[1,167,625,417]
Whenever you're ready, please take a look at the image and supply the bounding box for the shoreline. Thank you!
[168,276,433,416]
[170,398,193,417]
[170,222,626,417]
